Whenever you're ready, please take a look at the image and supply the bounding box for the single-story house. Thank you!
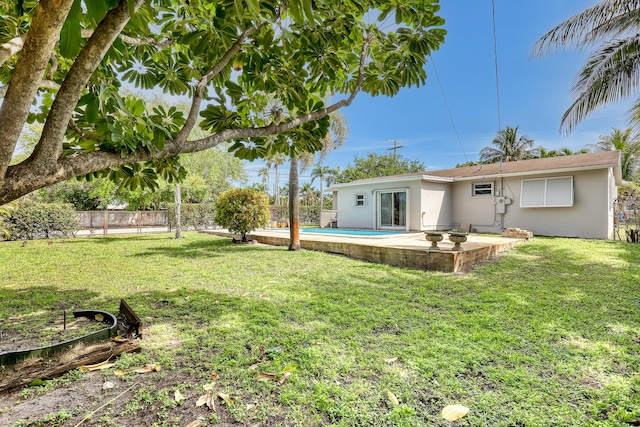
[329,151,622,239]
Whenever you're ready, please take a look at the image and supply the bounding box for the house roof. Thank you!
[426,151,621,182]
[330,151,623,189]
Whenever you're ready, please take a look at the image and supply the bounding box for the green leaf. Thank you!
[84,95,100,124]
[127,0,136,17]
[246,0,260,17]
[59,0,82,59]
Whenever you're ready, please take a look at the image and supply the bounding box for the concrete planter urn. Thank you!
[448,232,468,251]
[425,231,444,249]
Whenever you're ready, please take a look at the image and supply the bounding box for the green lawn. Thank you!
[0,233,639,426]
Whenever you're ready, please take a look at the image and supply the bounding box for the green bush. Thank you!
[215,188,269,242]
[3,201,79,240]
[167,203,216,230]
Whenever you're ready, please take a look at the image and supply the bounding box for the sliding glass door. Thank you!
[379,191,407,229]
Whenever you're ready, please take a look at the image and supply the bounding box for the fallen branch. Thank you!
[0,340,140,393]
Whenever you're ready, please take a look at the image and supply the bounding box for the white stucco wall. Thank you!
[451,169,613,238]
[333,167,616,238]
[420,182,453,230]
[334,178,427,231]
[449,180,497,232]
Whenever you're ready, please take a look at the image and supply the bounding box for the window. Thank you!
[355,194,365,206]
[521,176,573,207]
[472,182,494,196]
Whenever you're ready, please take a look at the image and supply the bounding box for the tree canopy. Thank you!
[0,0,446,204]
[333,152,425,183]
[590,128,640,181]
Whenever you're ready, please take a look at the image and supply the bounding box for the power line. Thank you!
[491,0,502,131]
[429,55,469,164]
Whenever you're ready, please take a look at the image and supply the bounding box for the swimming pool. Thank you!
[301,228,406,237]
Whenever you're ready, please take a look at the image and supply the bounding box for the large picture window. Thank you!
[521,177,573,208]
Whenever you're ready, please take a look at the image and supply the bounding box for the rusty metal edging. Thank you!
[0,310,118,367]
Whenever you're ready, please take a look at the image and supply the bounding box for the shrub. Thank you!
[167,203,216,230]
[215,189,269,242]
[3,201,79,240]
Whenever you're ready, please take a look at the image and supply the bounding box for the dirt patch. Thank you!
[1,313,108,352]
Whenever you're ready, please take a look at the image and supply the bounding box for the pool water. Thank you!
[301,228,408,237]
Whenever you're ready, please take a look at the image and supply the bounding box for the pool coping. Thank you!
[202,229,527,273]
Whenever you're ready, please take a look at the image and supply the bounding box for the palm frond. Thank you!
[532,0,640,57]
[560,36,640,134]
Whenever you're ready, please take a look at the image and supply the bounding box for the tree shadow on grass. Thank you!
[130,237,287,259]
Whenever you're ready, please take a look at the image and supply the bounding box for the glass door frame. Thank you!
[375,188,410,231]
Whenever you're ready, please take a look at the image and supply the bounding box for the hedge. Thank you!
[3,201,79,240]
[269,205,319,225]
[167,203,216,230]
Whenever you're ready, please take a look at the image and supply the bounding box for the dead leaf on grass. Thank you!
[111,336,129,343]
[384,357,398,364]
[203,382,216,391]
[94,313,104,322]
[387,391,399,406]
[113,364,161,377]
[256,373,277,382]
[134,364,161,374]
[442,404,469,421]
[102,381,115,390]
[209,373,220,380]
[183,421,203,427]
[80,360,115,372]
[248,361,264,371]
[196,391,216,412]
[241,292,249,297]
[217,392,233,406]
[277,372,292,386]
[174,390,185,403]
[246,403,255,410]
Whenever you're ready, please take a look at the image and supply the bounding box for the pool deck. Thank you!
[202,229,527,273]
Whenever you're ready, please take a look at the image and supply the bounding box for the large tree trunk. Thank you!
[174,183,181,239]
[288,155,300,251]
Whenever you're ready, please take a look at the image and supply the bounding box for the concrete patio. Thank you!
[203,229,527,273]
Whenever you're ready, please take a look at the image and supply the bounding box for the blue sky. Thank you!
[246,0,631,186]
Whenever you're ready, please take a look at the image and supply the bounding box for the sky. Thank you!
[245,0,631,187]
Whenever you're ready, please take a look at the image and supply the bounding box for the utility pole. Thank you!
[386,139,403,160]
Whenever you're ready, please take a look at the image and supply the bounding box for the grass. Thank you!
[0,233,639,426]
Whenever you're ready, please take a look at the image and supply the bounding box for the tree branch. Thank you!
[30,0,144,168]
[175,19,272,144]
[0,0,75,182]
[0,79,60,99]
[0,27,372,205]
[0,34,26,67]
[81,29,174,48]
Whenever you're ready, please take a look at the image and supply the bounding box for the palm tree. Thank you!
[310,165,336,216]
[288,155,301,250]
[590,128,640,180]
[300,183,316,206]
[266,153,287,205]
[257,167,269,196]
[538,146,591,158]
[479,126,538,163]
[533,1,640,133]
